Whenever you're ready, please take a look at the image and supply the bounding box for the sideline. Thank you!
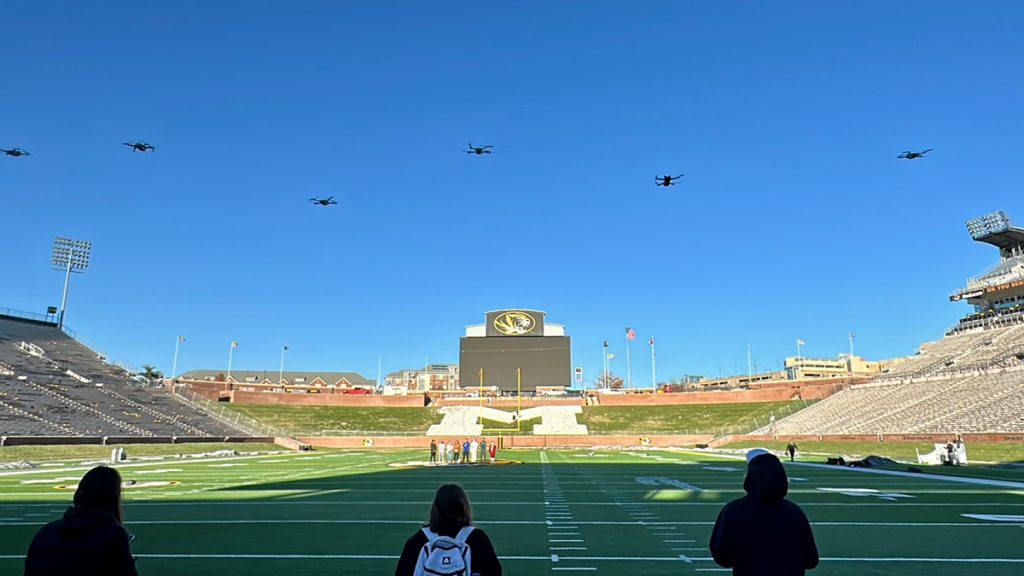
[794,462,1024,490]
[676,449,1024,490]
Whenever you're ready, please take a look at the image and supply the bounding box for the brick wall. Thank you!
[229,391,426,407]
[593,384,841,406]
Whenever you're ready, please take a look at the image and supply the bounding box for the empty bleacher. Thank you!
[0,315,247,437]
[762,321,1024,435]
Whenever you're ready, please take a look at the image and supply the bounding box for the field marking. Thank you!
[962,514,1024,523]
[795,462,1024,489]
[552,568,596,571]
[4,517,1014,529]
[0,554,1001,563]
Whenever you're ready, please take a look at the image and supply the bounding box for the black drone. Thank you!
[466,143,493,155]
[656,174,684,187]
[310,196,338,207]
[2,148,30,157]
[124,142,156,153]
[897,149,932,160]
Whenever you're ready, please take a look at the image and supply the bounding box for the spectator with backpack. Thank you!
[395,483,502,576]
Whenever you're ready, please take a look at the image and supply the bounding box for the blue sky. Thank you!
[2,2,1022,385]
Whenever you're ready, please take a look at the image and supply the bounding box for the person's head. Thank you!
[428,483,473,531]
[74,466,124,523]
[743,450,788,502]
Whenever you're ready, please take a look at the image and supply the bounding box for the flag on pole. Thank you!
[231,341,238,348]
[607,353,615,359]
[796,338,805,346]
[283,345,289,351]
[648,336,655,346]
[178,336,186,342]
[603,340,609,348]
[626,327,636,341]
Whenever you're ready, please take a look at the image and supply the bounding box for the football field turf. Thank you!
[1,448,1022,575]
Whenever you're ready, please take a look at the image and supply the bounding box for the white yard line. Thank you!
[794,462,1024,489]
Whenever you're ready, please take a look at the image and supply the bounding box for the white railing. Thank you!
[170,387,282,437]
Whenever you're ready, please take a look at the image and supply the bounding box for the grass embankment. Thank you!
[719,439,1024,465]
[223,402,807,435]
[0,442,284,463]
[223,404,443,435]
[578,401,805,434]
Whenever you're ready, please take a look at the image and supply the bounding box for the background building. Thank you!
[384,364,459,393]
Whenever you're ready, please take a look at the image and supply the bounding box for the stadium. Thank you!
[4,5,1024,575]
[2,211,1023,575]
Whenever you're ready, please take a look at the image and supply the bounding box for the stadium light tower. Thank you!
[51,236,92,330]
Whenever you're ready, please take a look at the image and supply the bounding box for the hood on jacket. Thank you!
[59,506,119,535]
[742,452,788,501]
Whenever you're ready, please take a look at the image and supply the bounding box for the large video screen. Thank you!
[459,336,571,392]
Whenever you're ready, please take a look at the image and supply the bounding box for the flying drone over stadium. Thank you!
[310,196,338,207]
[466,143,493,155]
[123,141,156,153]
[2,148,30,157]
[897,149,933,160]
[656,174,684,187]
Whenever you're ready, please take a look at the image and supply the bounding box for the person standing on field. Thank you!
[709,449,819,575]
[469,438,479,463]
[429,440,438,464]
[489,441,497,464]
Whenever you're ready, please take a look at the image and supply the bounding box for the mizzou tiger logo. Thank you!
[493,311,537,336]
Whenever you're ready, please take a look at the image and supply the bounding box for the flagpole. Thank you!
[626,335,632,389]
[279,346,288,384]
[171,336,185,380]
[747,344,752,381]
[650,337,656,391]
[602,341,608,389]
[227,341,237,381]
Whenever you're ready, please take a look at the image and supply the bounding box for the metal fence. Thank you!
[172,388,284,437]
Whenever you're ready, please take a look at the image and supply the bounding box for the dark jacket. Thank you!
[709,454,819,576]
[25,506,138,576]
[395,520,502,576]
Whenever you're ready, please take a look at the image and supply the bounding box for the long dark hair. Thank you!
[427,483,472,532]
[74,466,124,523]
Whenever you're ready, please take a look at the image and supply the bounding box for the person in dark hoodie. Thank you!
[709,449,819,576]
[395,483,502,576]
[24,465,138,576]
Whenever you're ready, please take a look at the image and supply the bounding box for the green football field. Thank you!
[2,448,1023,575]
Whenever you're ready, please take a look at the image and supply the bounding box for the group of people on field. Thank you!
[429,438,496,465]
[24,448,818,576]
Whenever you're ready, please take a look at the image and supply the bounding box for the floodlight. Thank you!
[965,211,1011,240]
[51,236,92,329]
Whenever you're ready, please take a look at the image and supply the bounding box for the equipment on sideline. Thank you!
[414,526,474,576]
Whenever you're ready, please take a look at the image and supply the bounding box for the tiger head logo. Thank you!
[493,311,537,336]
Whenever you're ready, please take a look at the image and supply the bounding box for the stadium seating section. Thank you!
[0,316,243,437]
[765,325,1024,435]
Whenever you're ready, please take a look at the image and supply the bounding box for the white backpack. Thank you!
[413,526,474,576]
